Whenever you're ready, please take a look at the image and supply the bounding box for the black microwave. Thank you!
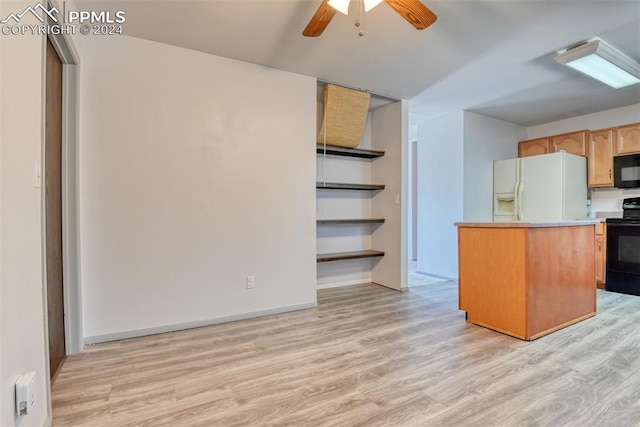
[614,154,640,189]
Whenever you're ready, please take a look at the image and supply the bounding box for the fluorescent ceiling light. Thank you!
[364,0,384,12]
[328,0,350,15]
[555,39,640,89]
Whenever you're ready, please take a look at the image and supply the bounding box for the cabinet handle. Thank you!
[609,169,612,179]
[598,241,601,250]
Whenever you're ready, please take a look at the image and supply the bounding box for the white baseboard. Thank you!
[415,271,455,281]
[317,279,372,290]
[84,302,317,345]
[371,281,404,292]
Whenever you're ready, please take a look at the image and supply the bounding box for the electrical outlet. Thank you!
[246,275,255,289]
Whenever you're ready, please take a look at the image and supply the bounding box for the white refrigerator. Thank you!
[493,151,588,222]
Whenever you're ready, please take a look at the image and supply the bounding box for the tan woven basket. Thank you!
[317,84,371,148]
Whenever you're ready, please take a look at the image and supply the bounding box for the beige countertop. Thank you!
[454,220,602,228]
[595,211,623,219]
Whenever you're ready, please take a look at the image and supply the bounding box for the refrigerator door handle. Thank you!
[514,184,519,219]
[515,159,522,220]
[517,183,524,220]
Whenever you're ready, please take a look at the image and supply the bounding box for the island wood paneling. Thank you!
[458,227,527,339]
[526,226,596,339]
[458,224,596,340]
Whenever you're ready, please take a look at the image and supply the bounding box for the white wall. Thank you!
[417,112,464,279]
[408,140,417,260]
[79,35,317,342]
[463,112,524,221]
[0,2,49,424]
[527,104,640,214]
[416,111,525,279]
[371,101,408,291]
[526,104,640,138]
[408,123,418,260]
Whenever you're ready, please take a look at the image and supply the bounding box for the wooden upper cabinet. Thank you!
[587,129,614,187]
[550,130,587,156]
[614,122,640,156]
[518,138,549,157]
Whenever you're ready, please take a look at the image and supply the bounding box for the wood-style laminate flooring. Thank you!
[52,282,640,426]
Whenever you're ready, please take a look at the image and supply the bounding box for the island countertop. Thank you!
[455,219,602,228]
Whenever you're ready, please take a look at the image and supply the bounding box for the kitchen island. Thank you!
[455,221,600,340]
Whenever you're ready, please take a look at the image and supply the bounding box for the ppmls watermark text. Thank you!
[1,3,126,36]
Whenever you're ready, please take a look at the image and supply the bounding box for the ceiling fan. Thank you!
[303,0,437,37]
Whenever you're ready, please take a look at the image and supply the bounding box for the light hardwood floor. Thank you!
[52,282,640,426]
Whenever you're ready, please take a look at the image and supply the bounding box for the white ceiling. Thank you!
[79,0,640,126]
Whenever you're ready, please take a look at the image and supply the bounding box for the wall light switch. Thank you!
[246,275,255,289]
[15,372,35,416]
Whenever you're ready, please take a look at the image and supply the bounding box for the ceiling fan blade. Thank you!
[303,0,338,37]
[384,0,437,30]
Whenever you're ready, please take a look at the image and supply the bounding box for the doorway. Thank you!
[45,37,65,380]
[407,136,452,288]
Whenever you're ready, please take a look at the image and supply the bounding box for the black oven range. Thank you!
[606,197,640,296]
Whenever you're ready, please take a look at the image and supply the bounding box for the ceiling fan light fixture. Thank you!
[555,39,640,89]
[364,0,384,12]
[328,0,350,15]
[303,0,437,37]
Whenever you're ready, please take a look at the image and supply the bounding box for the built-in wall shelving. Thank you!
[316,144,385,159]
[317,219,385,225]
[317,250,385,263]
[316,182,385,191]
[316,142,385,264]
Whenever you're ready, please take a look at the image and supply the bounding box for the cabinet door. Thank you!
[518,138,549,157]
[587,129,613,187]
[551,131,587,156]
[614,123,640,155]
[595,223,606,286]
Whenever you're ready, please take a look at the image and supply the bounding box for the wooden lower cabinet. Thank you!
[595,222,606,288]
[457,223,596,340]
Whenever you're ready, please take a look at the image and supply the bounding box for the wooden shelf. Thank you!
[316,144,385,159]
[316,182,385,191]
[317,218,385,225]
[317,250,385,263]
